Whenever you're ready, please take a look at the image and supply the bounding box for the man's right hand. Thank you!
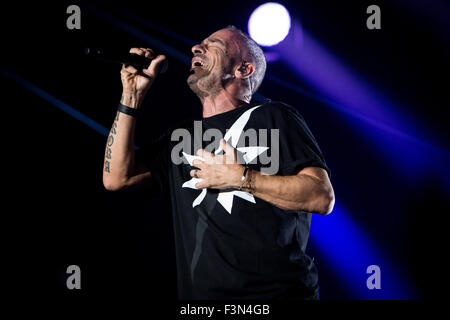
[120,47,167,108]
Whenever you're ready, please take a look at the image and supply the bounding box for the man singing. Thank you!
[102,26,335,300]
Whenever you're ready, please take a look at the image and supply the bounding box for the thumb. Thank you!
[142,55,167,77]
[221,139,234,154]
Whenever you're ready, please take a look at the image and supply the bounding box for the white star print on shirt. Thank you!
[181,105,269,214]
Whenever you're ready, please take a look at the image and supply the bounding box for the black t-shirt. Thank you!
[137,101,330,300]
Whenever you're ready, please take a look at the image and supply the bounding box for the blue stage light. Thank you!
[248,2,291,47]
[310,203,417,299]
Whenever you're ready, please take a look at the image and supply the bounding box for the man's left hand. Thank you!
[191,139,244,189]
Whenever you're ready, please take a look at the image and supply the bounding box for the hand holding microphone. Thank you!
[121,47,167,94]
[85,47,168,107]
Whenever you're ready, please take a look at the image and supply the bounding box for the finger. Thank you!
[195,180,209,189]
[129,48,145,55]
[196,149,214,161]
[142,55,167,77]
[121,64,139,75]
[190,169,202,178]
[153,54,166,65]
[192,159,205,168]
[140,48,155,59]
[221,139,234,154]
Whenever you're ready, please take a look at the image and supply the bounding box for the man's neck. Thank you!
[201,91,248,118]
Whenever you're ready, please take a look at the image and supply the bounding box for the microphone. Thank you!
[84,48,168,73]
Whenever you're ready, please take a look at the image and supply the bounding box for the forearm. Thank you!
[242,169,334,214]
[102,93,145,189]
[102,47,166,190]
[191,141,334,214]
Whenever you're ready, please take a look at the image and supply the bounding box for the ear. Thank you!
[234,61,255,79]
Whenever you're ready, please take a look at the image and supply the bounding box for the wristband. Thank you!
[118,103,141,117]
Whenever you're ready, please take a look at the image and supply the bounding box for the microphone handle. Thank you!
[125,53,151,69]
[84,48,167,73]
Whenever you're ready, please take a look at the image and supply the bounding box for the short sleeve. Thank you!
[270,103,330,177]
[135,132,171,194]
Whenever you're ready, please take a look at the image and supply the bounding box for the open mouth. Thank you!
[192,61,204,68]
[191,56,206,69]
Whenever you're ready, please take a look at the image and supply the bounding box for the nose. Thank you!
[191,43,205,55]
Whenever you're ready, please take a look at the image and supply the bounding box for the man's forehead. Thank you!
[204,29,237,45]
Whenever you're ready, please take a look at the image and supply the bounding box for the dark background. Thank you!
[2,0,449,306]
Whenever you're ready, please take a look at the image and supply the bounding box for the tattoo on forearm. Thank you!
[107,135,114,147]
[104,160,111,172]
[111,122,117,134]
[105,148,112,159]
[104,112,120,172]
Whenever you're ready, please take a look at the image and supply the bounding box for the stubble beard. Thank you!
[187,71,223,99]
